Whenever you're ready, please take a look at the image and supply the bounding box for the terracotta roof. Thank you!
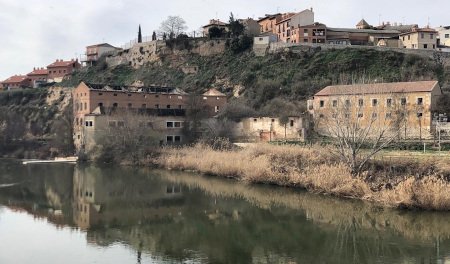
[315,81,439,96]
[1,75,30,84]
[47,59,78,68]
[203,88,226,96]
[327,27,400,34]
[27,68,48,76]
[400,27,438,35]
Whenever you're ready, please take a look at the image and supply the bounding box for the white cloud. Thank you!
[0,0,449,80]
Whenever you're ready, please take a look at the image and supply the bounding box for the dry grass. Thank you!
[157,143,450,211]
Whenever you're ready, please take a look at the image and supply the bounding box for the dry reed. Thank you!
[157,143,450,211]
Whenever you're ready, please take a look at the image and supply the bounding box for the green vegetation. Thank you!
[62,47,448,113]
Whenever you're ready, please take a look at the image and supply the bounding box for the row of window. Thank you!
[167,135,182,143]
[167,121,184,128]
[320,112,423,119]
[76,102,88,111]
[320,97,423,108]
[102,102,183,109]
[253,118,295,127]
[49,69,67,74]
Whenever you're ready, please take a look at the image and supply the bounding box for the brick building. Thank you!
[258,14,282,34]
[47,59,81,82]
[275,9,314,43]
[0,75,31,90]
[73,82,227,151]
[27,67,48,88]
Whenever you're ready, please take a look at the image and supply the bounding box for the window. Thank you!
[98,93,103,96]
[155,104,160,109]
[386,98,392,107]
[345,100,351,107]
[290,120,294,127]
[332,100,338,107]
[98,103,103,107]
[332,113,337,119]
[127,103,132,108]
[372,113,378,119]
[417,112,423,118]
[319,100,324,107]
[408,35,411,40]
[417,98,423,105]
[167,122,174,128]
[430,34,434,39]
[344,113,350,119]
[254,119,257,122]
[128,94,132,97]
[174,136,181,142]
[142,104,147,109]
[155,95,159,98]
[271,119,275,122]
[178,105,183,109]
[113,103,118,107]
[174,122,182,128]
[167,136,174,142]
[421,33,424,39]
[445,34,450,38]
[401,98,407,106]
[358,113,364,118]
[84,102,87,110]
[424,44,428,49]
[319,114,324,118]
[358,99,364,106]
[113,93,117,96]
[385,113,392,119]
[117,121,124,127]
[372,99,378,107]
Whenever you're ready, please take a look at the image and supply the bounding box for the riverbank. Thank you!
[156,143,450,211]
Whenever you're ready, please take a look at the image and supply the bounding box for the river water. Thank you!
[0,159,449,264]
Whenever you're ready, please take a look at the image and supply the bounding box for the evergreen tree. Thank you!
[138,25,142,43]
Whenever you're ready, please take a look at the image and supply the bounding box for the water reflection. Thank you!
[0,160,449,264]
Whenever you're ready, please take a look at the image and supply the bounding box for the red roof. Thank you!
[27,68,48,76]
[315,81,439,96]
[1,75,30,84]
[47,59,79,68]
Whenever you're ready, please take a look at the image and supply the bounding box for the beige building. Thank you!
[275,9,314,43]
[309,81,442,139]
[232,116,310,142]
[436,26,450,47]
[400,27,438,49]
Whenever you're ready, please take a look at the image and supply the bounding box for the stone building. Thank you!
[231,116,310,142]
[399,27,438,50]
[309,81,442,139]
[73,82,227,152]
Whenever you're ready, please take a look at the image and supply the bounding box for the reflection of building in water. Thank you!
[72,166,184,230]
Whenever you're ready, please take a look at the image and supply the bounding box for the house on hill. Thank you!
[0,75,31,90]
[27,67,48,88]
[82,43,120,66]
[399,27,438,50]
[309,81,442,139]
[47,59,81,82]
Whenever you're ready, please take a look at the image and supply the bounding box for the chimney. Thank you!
[310,7,313,12]
[33,67,36,70]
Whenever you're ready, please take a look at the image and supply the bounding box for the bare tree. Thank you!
[159,16,188,38]
[316,88,408,175]
[95,111,161,164]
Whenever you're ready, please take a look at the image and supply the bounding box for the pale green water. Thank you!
[0,159,449,264]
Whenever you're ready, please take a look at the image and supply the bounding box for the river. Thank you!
[0,159,449,264]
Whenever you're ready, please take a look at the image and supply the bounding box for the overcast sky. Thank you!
[0,0,449,81]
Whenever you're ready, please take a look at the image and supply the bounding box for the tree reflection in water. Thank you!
[0,160,449,264]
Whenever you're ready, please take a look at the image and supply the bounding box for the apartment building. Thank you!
[258,14,282,34]
[47,59,81,82]
[310,81,442,139]
[27,67,48,88]
[399,27,438,49]
[275,9,314,43]
[73,82,227,151]
[0,75,31,90]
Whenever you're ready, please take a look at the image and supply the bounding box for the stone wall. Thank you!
[105,39,227,69]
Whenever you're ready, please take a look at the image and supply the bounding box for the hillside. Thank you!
[0,88,73,158]
[62,47,449,112]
